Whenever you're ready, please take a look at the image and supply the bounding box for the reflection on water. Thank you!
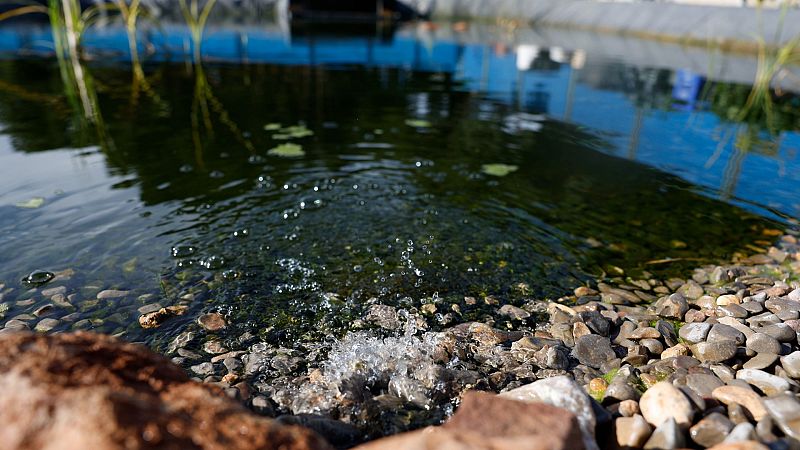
[0,20,796,348]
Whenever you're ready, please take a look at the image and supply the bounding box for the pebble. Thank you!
[762,394,800,440]
[573,334,616,369]
[755,323,796,342]
[707,323,746,345]
[198,313,227,332]
[499,376,597,450]
[685,373,725,399]
[498,304,530,320]
[661,343,689,359]
[40,286,66,297]
[679,322,711,344]
[639,381,694,427]
[33,318,59,332]
[746,333,782,355]
[781,351,800,378]
[742,352,778,370]
[618,400,640,417]
[712,386,767,421]
[615,415,652,448]
[644,417,685,449]
[691,340,738,363]
[97,289,129,299]
[203,341,228,354]
[690,412,733,447]
[737,368,790,396]
[190,362,216,376]
[723,422,757,443]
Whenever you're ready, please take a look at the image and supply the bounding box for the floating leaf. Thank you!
[15,197,45,209]
[481,164,518,177]
[283,125,314,138]
[264,123,282,131]
[272,134,290,140]
[268,143,305,158]
[405,119,432,128]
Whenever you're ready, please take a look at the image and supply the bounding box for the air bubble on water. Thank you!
[222,269,240,280]
[209,170,225,178]
[284,317,445,414]
[179,164,194,173]
[199,255,226,270]
[248,155,266,164]
[171,245,197,258]
[353,265,363,273]
[232,229,249,238]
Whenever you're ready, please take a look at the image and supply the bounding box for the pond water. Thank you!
[0,20,798,356]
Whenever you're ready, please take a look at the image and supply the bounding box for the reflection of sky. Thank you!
[0,24,798,219]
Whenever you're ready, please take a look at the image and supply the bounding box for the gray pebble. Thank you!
[707,323,746,345]
[679,322,711,344]
[747,333,782,355]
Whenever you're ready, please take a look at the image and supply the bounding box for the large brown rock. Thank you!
[354,391,586,450]
[0,331,331,450]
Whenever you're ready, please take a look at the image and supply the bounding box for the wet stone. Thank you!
[40,286,66,297]
[137,303,163,314]
[203,340,228,355]
[21,270,54,287]
[190,362,216,377]
[197,313,227,332]
[33,304,54,317]
[364,304,400,330]
[690,412,733,447]
[34,318,60,332]
[4,319,29,330]
[97,289,129,299]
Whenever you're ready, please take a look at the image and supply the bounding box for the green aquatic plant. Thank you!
[405,119,432,128]
[481,163,519,177]
[268,143,305,158]
[15,197,45,209]
[179,0,218,62]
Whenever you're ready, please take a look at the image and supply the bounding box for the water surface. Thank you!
[0,21,796,350]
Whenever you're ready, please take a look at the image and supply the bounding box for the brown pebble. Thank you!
[197,313,227,331]
[619,399,640,417]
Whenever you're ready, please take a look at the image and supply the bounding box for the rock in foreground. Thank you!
[0,331,331,450]
[354,391,586,450]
